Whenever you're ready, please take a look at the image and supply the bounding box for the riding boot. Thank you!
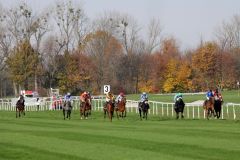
[104,102,107,110]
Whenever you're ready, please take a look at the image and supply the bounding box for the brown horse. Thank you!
[80,98,91,119]
[203,97,215,120]
[16,99,25,118]
[115,97,127,119]
[104,100,114,122]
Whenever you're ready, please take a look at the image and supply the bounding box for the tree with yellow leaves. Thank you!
[192,42,219,90]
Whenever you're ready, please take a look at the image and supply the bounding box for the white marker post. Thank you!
[103,85,110,94]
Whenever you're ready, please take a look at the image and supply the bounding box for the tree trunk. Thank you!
[35,73,38,92]
[13,82,18,96]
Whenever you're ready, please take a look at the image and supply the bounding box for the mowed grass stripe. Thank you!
[0,111,240,160]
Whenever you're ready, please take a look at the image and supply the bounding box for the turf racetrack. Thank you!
[0,111,239,160]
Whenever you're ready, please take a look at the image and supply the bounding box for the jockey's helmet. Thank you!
[83,91,87,95]
[67,92,71,96]
[178,93,182,97]
[142,92,146,95]
[120,92,124,96]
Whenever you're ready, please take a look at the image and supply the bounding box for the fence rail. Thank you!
[0,98,239,120]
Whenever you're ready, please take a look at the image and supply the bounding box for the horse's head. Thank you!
[120,97,126,104]
[64,101,72,108]
[139,101,149,111]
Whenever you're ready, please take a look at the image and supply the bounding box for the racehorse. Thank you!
[80,98,91,119]
[138,101,150,120]
[115,97,127,119]
[214,99,223,119]
[174,98,185,119]
[203,97,215,120]
[63,101,72,120]
[104,100,114,122]
[16,99,25,118]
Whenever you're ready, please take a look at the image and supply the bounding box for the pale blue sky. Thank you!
[1,0,240,50]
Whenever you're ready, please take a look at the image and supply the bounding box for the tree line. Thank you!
[0,1,239,97]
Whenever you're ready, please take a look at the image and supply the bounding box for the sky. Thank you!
[1,0,240,50]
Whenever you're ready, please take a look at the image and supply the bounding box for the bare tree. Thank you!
[53,0,88,53]
[145,18,163,54]
[215,15,240,50]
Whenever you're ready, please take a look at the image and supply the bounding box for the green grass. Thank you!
[127,90,240,103]
[0,111,240,160]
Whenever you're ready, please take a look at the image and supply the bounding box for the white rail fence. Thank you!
[0,98,239,120]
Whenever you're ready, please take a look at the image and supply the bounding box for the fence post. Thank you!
[162,103,164,116]
[167,104,169,116]
[193,106,195,119]
[198,105,200,119]
[233,105,236,120]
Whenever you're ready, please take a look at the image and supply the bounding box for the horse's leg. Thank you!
[207,109,210,120]
[81,108,84,120]
[16,107,18,118]
[85,109,88,119]
[116,109,119,120]
[69,110,71,119]
[139,108,142,120]
[176,112,179,119]
[104,110,106,119]
[218,106,221,119]
[63,109,66,120]
[109,110,112,122]
[181,112,184,119]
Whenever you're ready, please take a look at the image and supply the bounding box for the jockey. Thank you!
[104,92,115,108]
[173,93,183,103]
[80,91,91,106]
[116,92,125,104]
[206,89,214,100]
[64,92,72,102]
[213,88,223,101]
[140,92,148,103]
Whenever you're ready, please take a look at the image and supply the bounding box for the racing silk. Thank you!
[116,95,124,103]
[80,93,88,102]
[64,95,72,102]
[140,94,148,102]
[106,94,115,102]
[213,92,223,101]
[206,91,213,100]
[174,94,182,102]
